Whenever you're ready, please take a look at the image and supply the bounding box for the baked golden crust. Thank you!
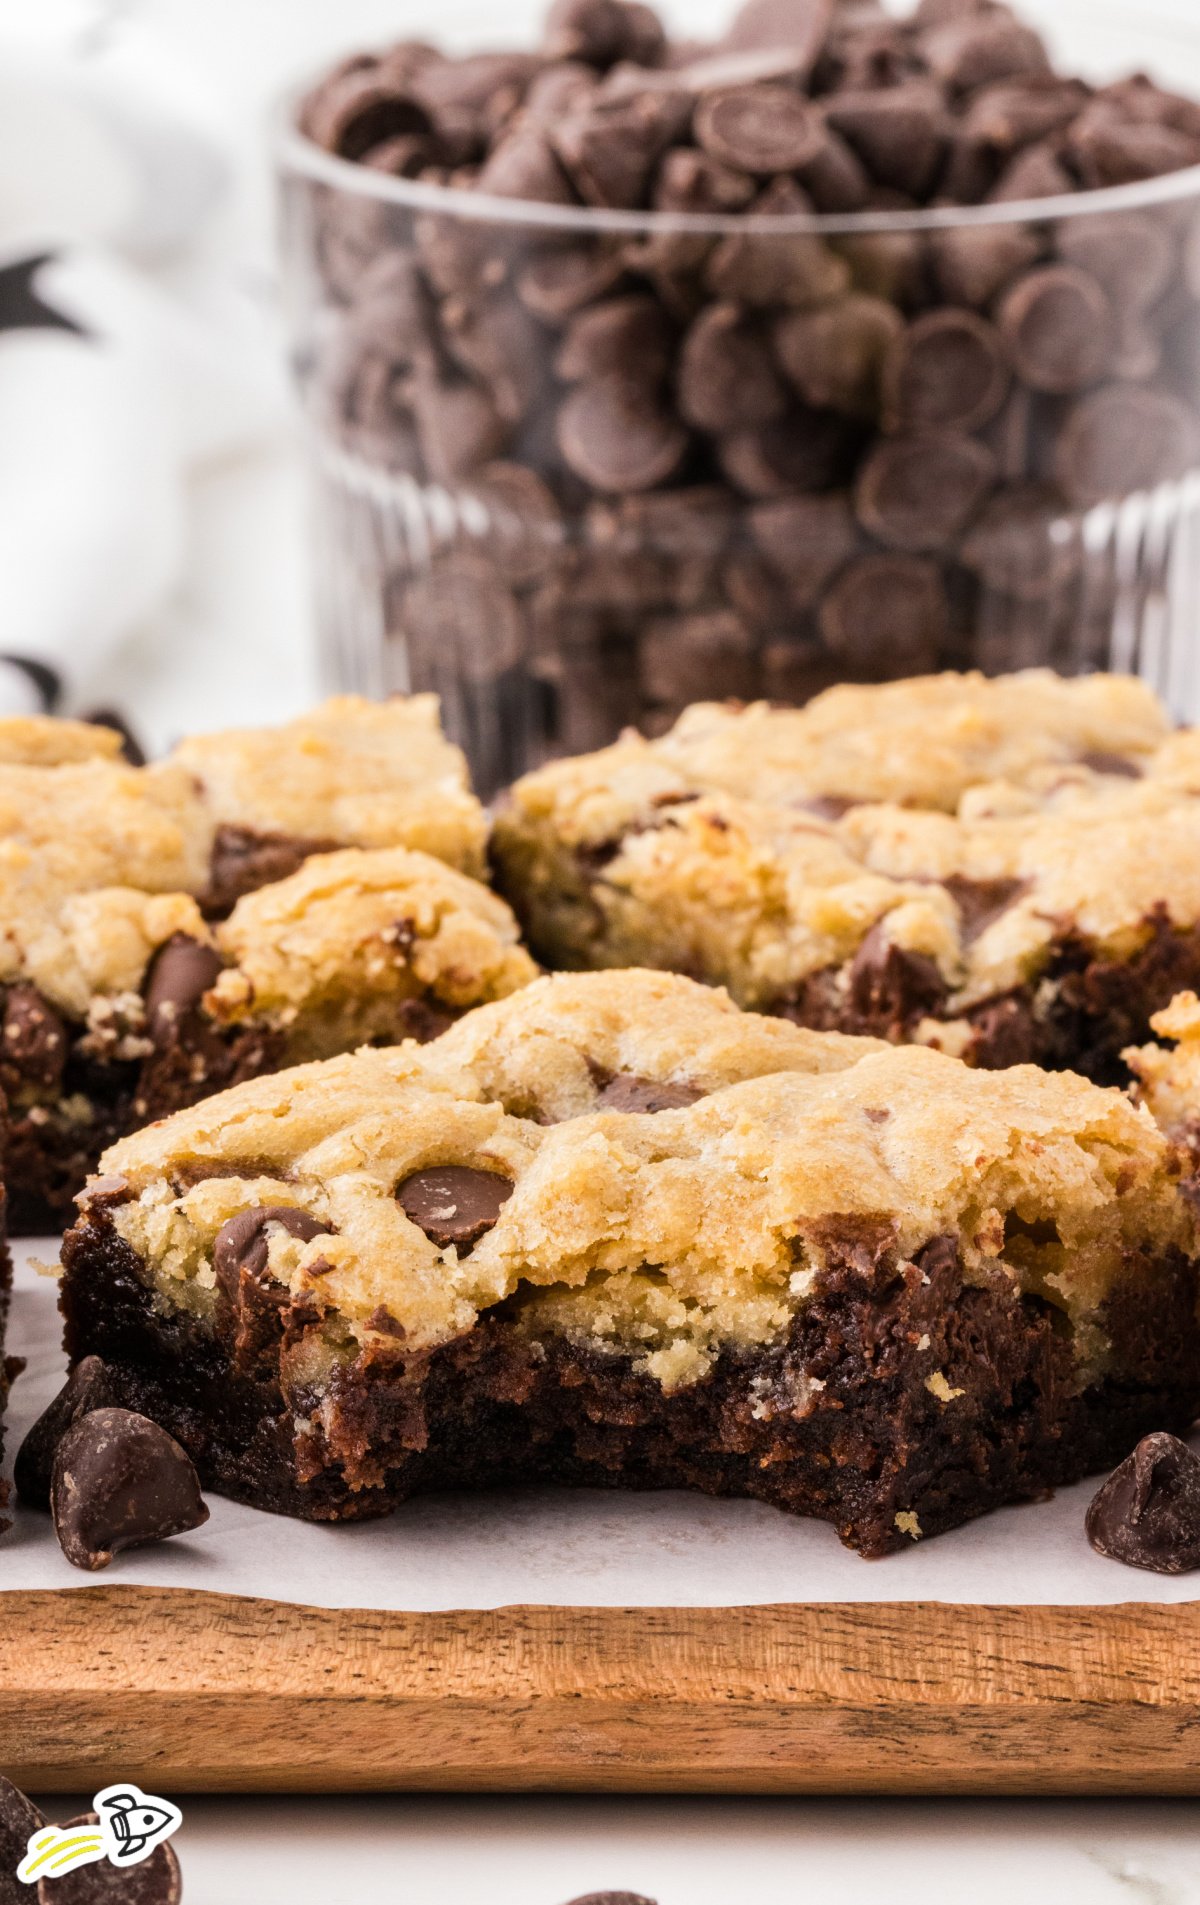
[1126,992,1200,1144]
[0,716,124,766]
[209,847,538,1060]
[88,971,1188,1390]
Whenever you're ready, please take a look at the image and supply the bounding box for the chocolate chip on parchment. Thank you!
[36,1813,182,1905]
[51,1409,209,1573]
[998,264,1114,395]
[143,935,223,1042]
[15,1356,118,1510]
[1086,1433,1200,1575]
[213,1206,328,1301]
[597,1073,706,1113]
[397,1164,515,1249]
[558,376,688,492]
[855,432,995,552]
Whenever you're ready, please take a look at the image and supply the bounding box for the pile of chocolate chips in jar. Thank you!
[294,0,1200,767]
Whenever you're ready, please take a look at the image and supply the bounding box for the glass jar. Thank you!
[278,4,1200,795]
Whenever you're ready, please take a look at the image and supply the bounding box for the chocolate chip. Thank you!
[677,303,787,435]
[410,370,508,484]
[848,922,946,1028]
[206,825,339,917]
[51,1409,209,1573]
[882,309,1009,436]
[516,245,627,321]
[797,124,873,212]
[855,433,995,552]
[705,178,850,308]
[720,407,860,499]
[143,934,222,1043]
[477,124,576,203]
[652,146,756,214]
[15,1356,117,1510]
[36,1813,182,1905]
[943,875,1029,944]
[959,482,1080,603]
[929,225,1041,309]
[640,609,759,707]
[556,296,674,385]
[774,295,901,418]
[998,265,1114,396]
[559,1895,658,1905]
[557,377,688,492]
[824,84,946,199]
[553,83,687,209]
[750,493,858,607]
[597,1073,706,1112]
[694,83,823,175]
[1067,102,1200,190]
[921,15,1050,93]
[1078,750,1143,780]
[818,554,948,677]
[0,1778,46,1891]
[1055,386,1200,508]
[544,0,666,69]
[1086,1433,1200,1575]
[302,70,434,161]
[213,1206,327,1302]
[397,1165,515,1249]
[1,982,67,1091]
[723,0,832,68]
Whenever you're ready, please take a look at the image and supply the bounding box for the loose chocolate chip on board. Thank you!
[818,553,948,676]
[998,265,1114,395]
[597,1073,706,1112]
[15,1355,117,1509]
[855,433,996,552]
[557,376,688,492]
[1055,385,1200,508]
[36,1815,182,1905]
[694,83,823,175]
[51,1409,209,1573]
[0,1778,46,1890]
[397,1164,515,1248]
[213,1206,327,1301]
[2,983,67,1090]
[1086,1433,1200,1575]
[143,935,223,1043]
[882,309,1010,435]
[677,303,788,434]
[774,295,902,418]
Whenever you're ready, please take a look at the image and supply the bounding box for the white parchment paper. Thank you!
[2,1243,1196,1608]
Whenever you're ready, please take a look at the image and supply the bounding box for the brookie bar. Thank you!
[60,969,1200,1556]
[492,669,1200,1082]
[0,698,498,1229]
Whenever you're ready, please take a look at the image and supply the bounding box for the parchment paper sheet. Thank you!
[3,1244,1195,1608]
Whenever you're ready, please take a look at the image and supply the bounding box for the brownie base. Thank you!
[60,1215,1200,1557]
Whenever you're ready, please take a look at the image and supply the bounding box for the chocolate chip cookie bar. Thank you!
[60,970,1200,1556]
[492,670,1200,1082]
[1127,993,1200,1159]
[0,698,493,1228]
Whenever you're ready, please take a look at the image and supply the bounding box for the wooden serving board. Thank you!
[3,1589,1200,1795]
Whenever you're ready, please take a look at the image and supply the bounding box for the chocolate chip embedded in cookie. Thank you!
[397,1165,515,1249]
[51,1408,209,1573]
[15,1355,118,1509]
[143,934,223,1043]
[1086,1433,1200,1574]
[597,1073,705,1113]
[213,1206,328,1299]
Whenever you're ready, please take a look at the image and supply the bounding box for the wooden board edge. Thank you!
[3,1587,1200,1794]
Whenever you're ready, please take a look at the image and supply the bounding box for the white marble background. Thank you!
[6,2,1200,1898]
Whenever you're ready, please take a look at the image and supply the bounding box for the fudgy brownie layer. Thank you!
[60,1215,1200,1557]
[778,907,1200,1086]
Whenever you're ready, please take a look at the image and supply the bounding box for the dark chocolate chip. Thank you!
[553,83,688,209]
[1078,750,1143,780]
[942,875,1030,944]
[774,295,901,419]
[543,0,666,70]
[640,609,759,706]
[960,76,1089,154]
[302,70,434,161]
[723,0,832,69]
[556,296,674,385]
[0,1777,46,1893]
[51,1409,209,1573]
[855,433,996,553]
[442,291,547,425]
[920,15,1051,93]
[1055,386,1200,508]
[1057,213,1175,318]
[559,1895,659,1905]
[205,825,339,917]
[959,482,1080,603]
[1067,102,1200,190]
[515,245,628,321]
[557,377,688,492]
[750,493,858,607]
[882,310,1010,435]
[1086,1433,1200,1575]
[652,147,756,214]
[824,84,947,200]
[720,407,860,499]
[477,124,577,203]
[929,224,1041,310]
[36,1812,182,1905]
[677,303,787,435]
[2,983,67,1091]
[818,553,948,676]
[410,370,508,484]
[694,83,823,175]
[15,1356,117,1510]
[797,124,873,212]
[597,1073,706,1113]
[213,1205,327,1302]
[848,922,947,1028]
[143,934,222,1043]
[998,265,1114,396]
[397,1164,515,1249]
[988,140,1074,202]
[705,177,850,308]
